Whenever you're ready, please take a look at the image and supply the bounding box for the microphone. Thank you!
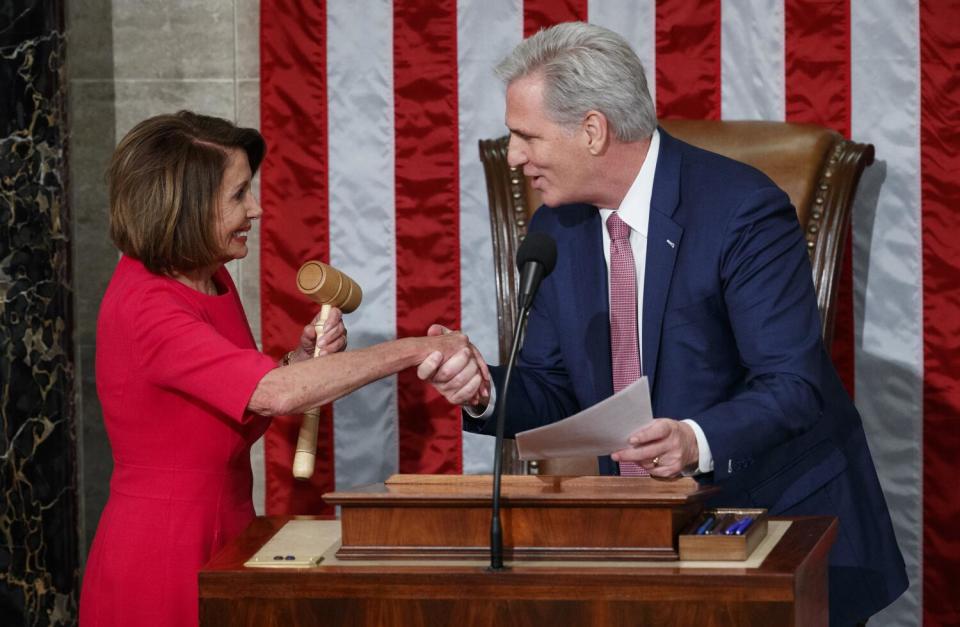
[490,231,557,570]
[516,231,558,310]
[292,261,363,479]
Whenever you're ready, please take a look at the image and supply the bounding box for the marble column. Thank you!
[0,0,79,624]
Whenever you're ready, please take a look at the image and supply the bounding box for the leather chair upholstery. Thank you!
[478,120,875,475]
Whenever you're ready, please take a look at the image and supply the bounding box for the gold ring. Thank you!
[652,456,661,467]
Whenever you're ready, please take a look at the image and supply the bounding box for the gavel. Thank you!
[292,260,362,480]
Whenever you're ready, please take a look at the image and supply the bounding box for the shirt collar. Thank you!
[599,128,660,238]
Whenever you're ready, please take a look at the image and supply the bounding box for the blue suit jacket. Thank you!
[469,129,907,625]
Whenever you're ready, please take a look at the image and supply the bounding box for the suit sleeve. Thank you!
[695,186,826,481]
[464,214,581,438]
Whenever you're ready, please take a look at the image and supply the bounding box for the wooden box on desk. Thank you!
[678,508,768,561]
[324,474,718,561]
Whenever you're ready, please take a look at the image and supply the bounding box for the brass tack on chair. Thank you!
[808,224,819,234]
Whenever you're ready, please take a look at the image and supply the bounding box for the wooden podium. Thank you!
[325,474,716,561]
[199,475,837,626]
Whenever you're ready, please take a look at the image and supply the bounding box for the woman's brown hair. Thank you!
[108,111,266,275]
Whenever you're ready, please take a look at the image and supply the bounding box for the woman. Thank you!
[79,111,484,626]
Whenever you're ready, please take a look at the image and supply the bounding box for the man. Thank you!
[419,22,907,626]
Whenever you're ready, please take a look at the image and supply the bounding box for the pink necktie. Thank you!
[607,213,646,477]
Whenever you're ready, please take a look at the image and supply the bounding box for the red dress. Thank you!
[80,256,276,626]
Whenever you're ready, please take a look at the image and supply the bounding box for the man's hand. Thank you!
[416,324,491,407]
[611,418,699,478]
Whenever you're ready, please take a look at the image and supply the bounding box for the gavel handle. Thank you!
[292,303,331,480]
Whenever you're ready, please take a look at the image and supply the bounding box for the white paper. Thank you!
[515,377,653,460]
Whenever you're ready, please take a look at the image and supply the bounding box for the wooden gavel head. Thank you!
[296,261,362,313]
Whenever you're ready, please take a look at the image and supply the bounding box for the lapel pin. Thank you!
[666,239,676,248]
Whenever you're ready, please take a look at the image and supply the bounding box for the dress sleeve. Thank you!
[132,285,277,423]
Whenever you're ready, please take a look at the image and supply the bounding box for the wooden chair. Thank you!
[478,120,875,476]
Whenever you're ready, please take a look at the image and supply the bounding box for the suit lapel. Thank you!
[568,210,613,406]
[643,130,684,395]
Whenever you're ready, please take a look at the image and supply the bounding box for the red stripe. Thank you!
[921,0,960,620]
[394,1,462,474]
[259,0,335,514]
[828,236,855,394]
[784,0,854,395]
[655,0,722,119]
[523,0,587,37]
[785,0,851,136]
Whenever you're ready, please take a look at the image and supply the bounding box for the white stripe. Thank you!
[721,0,784,120]
[589,0,657,112]
[457,0,522,473]
[851,2,922,624]
[327,2,399,489]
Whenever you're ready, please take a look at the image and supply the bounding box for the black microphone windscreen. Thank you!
[516,231,557,277]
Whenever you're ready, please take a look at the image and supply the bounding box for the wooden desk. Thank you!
[200,515,836,627]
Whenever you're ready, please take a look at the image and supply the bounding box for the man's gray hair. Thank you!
[495,22,657,142]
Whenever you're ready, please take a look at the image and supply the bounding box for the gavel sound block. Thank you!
[292,261,362,480]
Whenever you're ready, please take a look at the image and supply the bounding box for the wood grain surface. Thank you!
[200,515,836,627]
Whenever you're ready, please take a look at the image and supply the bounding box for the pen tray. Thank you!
[678,508,768,561]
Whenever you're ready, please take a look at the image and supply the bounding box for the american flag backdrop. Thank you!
[248,1,958,624]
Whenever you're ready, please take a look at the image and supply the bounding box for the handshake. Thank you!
[411,322,700,479]
[416,324,491,411]
[289,302,489,411]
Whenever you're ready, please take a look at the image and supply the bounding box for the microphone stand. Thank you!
[489,301,531,571]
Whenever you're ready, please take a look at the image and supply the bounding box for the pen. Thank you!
[724,517,746,535]
[695,515,716,535]
[725,516,754,535]
[735,516,755,535]
[712,513,735,534]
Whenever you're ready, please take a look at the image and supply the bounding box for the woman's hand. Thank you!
[289,307,348,364]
